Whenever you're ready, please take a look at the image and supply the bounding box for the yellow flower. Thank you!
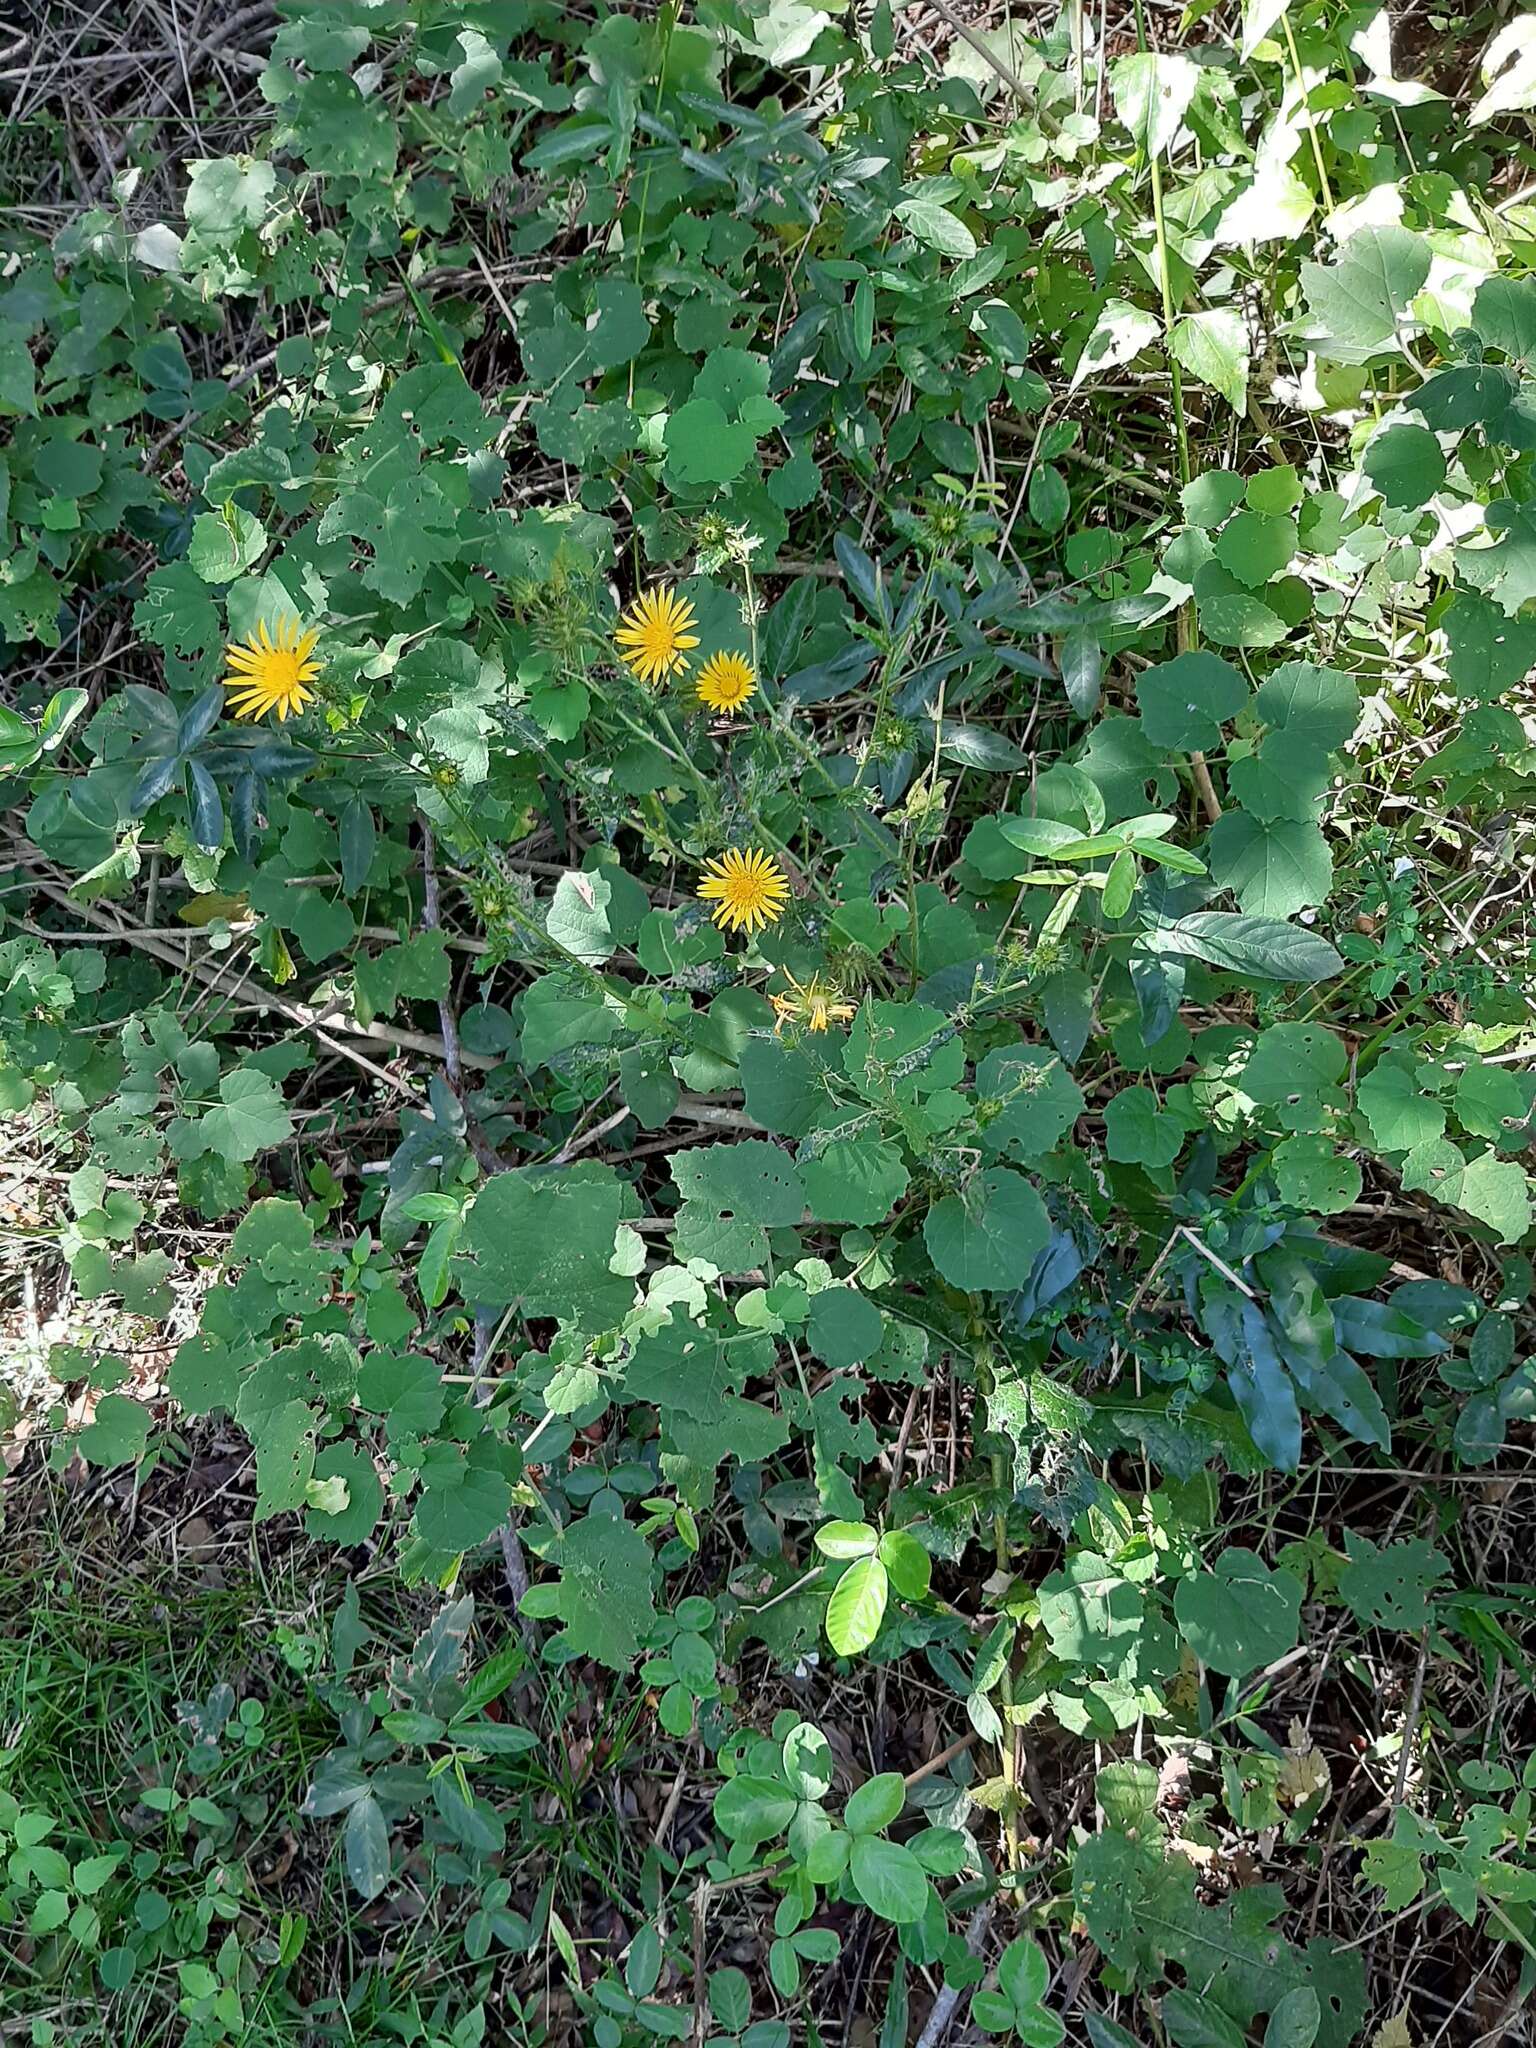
[614,584,698,685]
[770,969,855,1036]
[695,650,757,714]
[698,847,790,936]
[222,614,320,723]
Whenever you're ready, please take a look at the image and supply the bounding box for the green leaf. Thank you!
[1362,421,1446,509]
[447,27,501,115]
[188,508,267,583]
[801,1137,910,1224]
[1208,813,1333,918]
[1104,1086,1184,1170]
[924,1167,1050,1293]
[1253,662,1360,751]
[1174,1547,1301,1675]
[1455,500,1536,617]
[1168,308,1249,413]
[1358,1057,1446,1153]
[1071,299,1162,391]
[1272,1138,1361,1216]
[1299,225,1429,354]
[184,156,276,239]
[523,1509,656,1670]
[1401,1142,1532,1242]
[414,1442,511,1553]
[976,1046,1085,1162]
[1336,1532,1448,1632]
[1028,465,1071,533]
[713,1775,797,1848]
[344,1794,391,1901]
[893,197,977,259]
[77,1393,149,1468]
[1471,272,1536,361]
[545,870,615,965]
[1112,51,1199,160]
[848,1833,928,1923]
[879,1528,932,1602]
[807,1286,884,1368]
[1183,471,1248,529]
[1038,1552,1146,1672]
[664,397,758,484]
[815,1519,879,1559]
[458,1167,632,1325]
[1144,913,1343,982]
[1214,511,1297,589]
[844,1771,905,1835]
[1135,652,1249,751]
[826,1553,889,1655]
[671,1139,805,1271]
[1242,1023,1347,1106]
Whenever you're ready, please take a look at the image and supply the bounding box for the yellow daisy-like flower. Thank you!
[614,584,698,686]
[698,847,790,936]
[695,650,757,714]
[222,614,321,723]
[770,970,855,1036]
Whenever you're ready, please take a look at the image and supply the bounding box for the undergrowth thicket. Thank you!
[2,1,1535,2043]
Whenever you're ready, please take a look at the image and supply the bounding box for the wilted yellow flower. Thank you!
[770,969,855,1035]
[222,614,320,722]
[695,650,757,714]
[614,584,698,685]
[698,847,789,936]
